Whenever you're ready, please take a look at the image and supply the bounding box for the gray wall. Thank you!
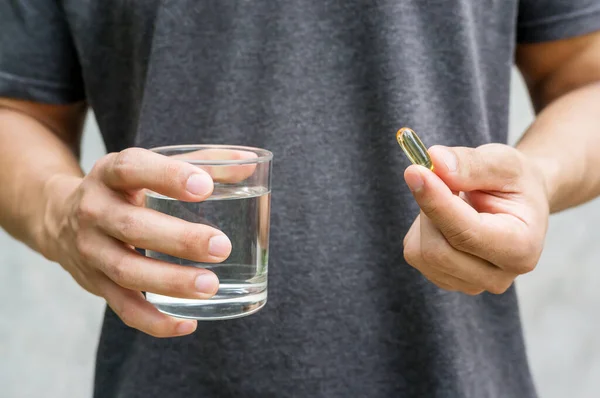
[1,69,599,397]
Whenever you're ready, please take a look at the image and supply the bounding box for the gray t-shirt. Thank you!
[3,1,600,397]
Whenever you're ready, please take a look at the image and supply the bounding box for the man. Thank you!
[1,1,599,397]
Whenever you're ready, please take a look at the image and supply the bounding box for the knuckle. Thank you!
[76,194,100,223]
[75,233,95,262]
[163,162,186,185]
[510,240,540,274]
[505,149,525,177]
[463,288,485,296]
[420,245,437,263]
[515,259,537,275]
[117,301,137,329]
[403,245,419,267]
[144,319,172,338]
[486,280,512,295]
[430,278,455,291]
[479,144,523,181]
[485,283,505,295]
[116,212,142,241]
[177,227,204,255]
[468,152,486,179]
[421,243,451,267]
[421,199,441,218]
[91,153,115,174]
[108,253,132,284]
[445,227,478,251]
[112,148,143,180]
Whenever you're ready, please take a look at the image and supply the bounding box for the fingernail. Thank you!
[405,170,424,192]
[176,321,196,335]
[186,173,213,196]
[439,148,457,172]
[194,272,219,294]
[208,235,232,258]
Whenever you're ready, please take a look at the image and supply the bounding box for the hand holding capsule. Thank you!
[402,143,550,295]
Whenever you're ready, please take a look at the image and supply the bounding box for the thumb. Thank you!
[428,144,524,192]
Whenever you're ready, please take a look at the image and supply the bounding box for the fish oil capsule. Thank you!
[396,127,433,170]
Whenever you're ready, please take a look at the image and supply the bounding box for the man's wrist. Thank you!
[518,149,563,214]
[36,174,82,261]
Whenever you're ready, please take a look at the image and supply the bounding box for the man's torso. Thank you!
[63,1,533,397]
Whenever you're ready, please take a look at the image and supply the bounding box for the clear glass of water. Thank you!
[144,145,273,320]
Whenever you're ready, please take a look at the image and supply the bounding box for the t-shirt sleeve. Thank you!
[517,0,600,43]
[0,1,85,104]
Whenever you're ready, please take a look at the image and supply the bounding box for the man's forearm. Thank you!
[516,82,600,214]
[0,106,83,254]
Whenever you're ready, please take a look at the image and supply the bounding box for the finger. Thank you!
[171,148,258,184]
[403,214,482,295]
[404,164,480,241]
[420,214,515,294]
[422,274,456,291]
[98,276,198,338]
[95,148,214,201]
[89,233,220,299]
[428,144,524,193]
[97,198,232,263]
[404,165,525,262]
[419,267,484,295]
[403,214,420,248]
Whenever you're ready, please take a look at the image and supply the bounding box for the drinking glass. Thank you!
[144,145,273,320]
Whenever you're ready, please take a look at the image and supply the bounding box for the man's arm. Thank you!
[0,99,232,337]
[402,29,600,295]
[0,99,86,254]
[515,30,600,213]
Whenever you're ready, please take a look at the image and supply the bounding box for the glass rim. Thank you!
[148,144,273,165]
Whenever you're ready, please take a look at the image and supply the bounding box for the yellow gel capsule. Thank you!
[396,127,433,170]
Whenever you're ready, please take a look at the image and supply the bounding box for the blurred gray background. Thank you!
[1,69,599,398]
